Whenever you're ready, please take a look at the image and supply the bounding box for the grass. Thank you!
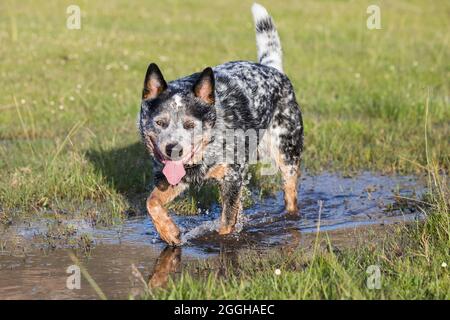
[0,0,448,221]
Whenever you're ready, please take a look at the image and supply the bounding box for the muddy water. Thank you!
[0,172,425,299]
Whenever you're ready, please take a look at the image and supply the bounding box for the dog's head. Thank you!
[139,63,216,170]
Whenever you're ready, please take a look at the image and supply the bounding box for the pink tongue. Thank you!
[162,160,186,185]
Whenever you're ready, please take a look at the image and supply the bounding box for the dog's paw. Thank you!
[161,234,181,246]
[159,229,181,246]
[218,225,234,235]
[157,224,181,246]
[285,208,300,220]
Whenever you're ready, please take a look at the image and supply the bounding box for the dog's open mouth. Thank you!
[150,140,201,185]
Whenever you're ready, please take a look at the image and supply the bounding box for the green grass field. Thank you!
[0,0,449,299]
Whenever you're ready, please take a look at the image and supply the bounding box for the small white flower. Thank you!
[354,73,360,79]
[59,105,64,110]
[442,262,447,268]
[69,96,75,101]
[76,84,82,89]
[274,268,281,276]
[20,99,26,104]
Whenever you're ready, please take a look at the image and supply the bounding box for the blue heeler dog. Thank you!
[139,3,303,245]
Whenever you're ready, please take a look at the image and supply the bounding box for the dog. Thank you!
[138,3,303,245]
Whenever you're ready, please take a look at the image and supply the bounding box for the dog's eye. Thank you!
[183,121,195,130]
[155,119,168,128]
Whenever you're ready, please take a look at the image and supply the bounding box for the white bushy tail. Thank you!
[251,3,283,72]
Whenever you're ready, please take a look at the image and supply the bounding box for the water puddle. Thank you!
[0,172,426,299]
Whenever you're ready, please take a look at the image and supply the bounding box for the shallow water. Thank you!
[0,172,425,299]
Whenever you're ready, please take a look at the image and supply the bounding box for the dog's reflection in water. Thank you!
[148,243,239,289]
[148,246,181,288]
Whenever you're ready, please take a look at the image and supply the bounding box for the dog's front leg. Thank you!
[147,180,186,245]
[218,173,243,235]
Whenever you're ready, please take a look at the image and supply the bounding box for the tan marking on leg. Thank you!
[272,148,300,214]
[206,163,229,180]
[218,224,235,235]
[283,171,299,214]
[147,181,186,245]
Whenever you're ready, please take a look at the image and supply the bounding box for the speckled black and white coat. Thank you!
[138,3,303,244]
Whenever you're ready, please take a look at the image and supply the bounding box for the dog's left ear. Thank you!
[142,63,167,100]
[193,67,215,105]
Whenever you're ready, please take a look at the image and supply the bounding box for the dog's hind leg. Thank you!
[280,160,300,214]
[261,90,303,214]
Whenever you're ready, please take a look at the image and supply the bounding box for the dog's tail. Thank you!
[251,3,283,72]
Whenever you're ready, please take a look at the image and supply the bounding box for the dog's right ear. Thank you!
[142,63,167,100]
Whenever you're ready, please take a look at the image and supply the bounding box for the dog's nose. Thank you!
[165,143,183,159]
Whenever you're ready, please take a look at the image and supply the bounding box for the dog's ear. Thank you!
[142,63,167,100]
[193,67,215,105]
